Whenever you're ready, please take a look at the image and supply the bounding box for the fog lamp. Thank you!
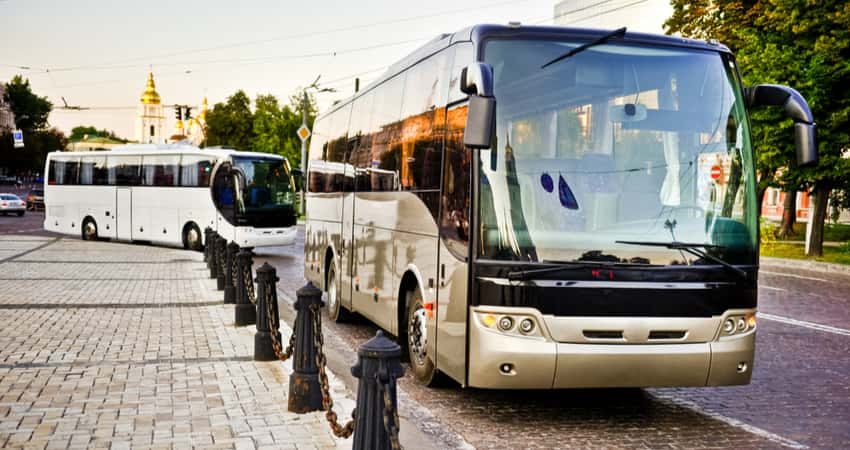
[519,318,535,334]
[498,316,514,331]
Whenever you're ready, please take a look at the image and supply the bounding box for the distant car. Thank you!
[0,194,26,216]
[26,189,44,211]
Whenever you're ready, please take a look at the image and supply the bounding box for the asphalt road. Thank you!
[253,227,849,450]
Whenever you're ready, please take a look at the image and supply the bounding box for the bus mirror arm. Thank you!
[461,63,497,149]
[744,84,817,167]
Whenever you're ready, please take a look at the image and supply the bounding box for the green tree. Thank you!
[665,0,850,257]
[205,90,255,149]
[69,125,127,142]
[3,75,52,132]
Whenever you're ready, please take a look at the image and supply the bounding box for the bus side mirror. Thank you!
[461,63,496,149]
[745,84,818,167]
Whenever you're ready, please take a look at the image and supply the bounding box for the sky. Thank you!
[0,0,671,141]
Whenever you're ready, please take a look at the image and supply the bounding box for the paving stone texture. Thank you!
[0,236,355,450]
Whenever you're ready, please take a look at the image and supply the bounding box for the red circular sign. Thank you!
[710,165,723,180]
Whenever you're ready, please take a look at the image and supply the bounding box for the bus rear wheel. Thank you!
[326,265,351,322]
[183,223,202,251]
[406,288,439,386]
[82,218,98,241]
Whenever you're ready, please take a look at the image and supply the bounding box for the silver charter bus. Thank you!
[304,24,817,389]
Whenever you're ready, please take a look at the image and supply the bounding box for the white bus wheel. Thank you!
[82,218,98,241]
[183,223,202,251]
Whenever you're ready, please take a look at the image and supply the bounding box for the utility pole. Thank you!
[300,91,308,216]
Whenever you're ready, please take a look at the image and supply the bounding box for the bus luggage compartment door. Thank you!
[116,187,132,240]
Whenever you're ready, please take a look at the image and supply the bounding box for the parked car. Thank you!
[0,193,26,216]
[26,189,44,211]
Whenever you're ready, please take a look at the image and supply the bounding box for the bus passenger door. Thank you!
[116,187,132,240]
[339,159,355,312]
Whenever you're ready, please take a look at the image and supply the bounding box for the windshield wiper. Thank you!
[541,27,627,69]
[615,240,748,279]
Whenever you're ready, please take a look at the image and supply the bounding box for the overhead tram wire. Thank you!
[532,0,650,26]
[47,0,536,73]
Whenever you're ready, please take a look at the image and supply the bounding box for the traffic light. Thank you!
[174,106,182,120]
[184,107,192,121]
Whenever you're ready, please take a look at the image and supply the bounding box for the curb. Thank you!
[760,256,850,275]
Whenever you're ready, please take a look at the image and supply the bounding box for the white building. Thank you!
[134,73,165,144]
[554,0,673,35]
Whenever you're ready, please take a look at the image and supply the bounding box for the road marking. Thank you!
[760,313,850,337]
[760,285,787,292]
[759,270,827,282]
[653,395,808,449]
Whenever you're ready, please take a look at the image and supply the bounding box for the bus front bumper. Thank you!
[233,226,297,248]
[467,306,755,389]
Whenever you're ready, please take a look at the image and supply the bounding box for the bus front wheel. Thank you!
[326,265,351,322]
[406,289,439,386]
[82,218,98,241]
[183,223,202,251]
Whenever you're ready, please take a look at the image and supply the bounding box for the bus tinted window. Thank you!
[142,155,180,186]
[108,156,141,186]
[349,92,375,192]
[307,118,329,193]
[369,75,405,192]
[325,104,352,192]
[448,43,473,103]
[48,158,79,185]
[399,51,450,191]
[80,156,109,185]
[180,155,214,187]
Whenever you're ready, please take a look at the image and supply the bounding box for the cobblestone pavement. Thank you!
[254,227,850,450]
[0,235,355,450]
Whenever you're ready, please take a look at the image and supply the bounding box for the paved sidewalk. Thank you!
[0,235,354,449]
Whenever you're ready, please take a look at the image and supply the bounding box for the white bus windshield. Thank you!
[479,39,757,266]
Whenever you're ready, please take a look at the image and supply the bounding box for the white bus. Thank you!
[44,144,298,249]
[305,24,817,389]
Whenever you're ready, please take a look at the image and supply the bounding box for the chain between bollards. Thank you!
[216,236,227,291]
[224,242,238,304]
[208,232,219,279]
[310,302,356,438]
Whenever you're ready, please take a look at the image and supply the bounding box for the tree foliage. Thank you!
[665,0,850,255]
[204,89,317,169]
[3,75,52,132]
[69,125,127,142]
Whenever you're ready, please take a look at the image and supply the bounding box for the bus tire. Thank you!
[82,218,98,241]
[183,223,202,251]
[406,288,440,386]
[325,264,351,322]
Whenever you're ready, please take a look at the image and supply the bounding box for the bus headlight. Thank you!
[722,313,756,336]
[519,318,535,334]
[723,319,735,334]
[498,316,514,331]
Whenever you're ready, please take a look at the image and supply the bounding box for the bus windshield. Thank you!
[479,38,757,266]
[232,156,296,227]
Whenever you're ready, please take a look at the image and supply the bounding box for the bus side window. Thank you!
[448,43,473,104]
[142,155,180,186]
[80,156,108,185]
[369,74,405,192]
[307,117,329,193]
[180,155,214,187]
[49,158,79,185]
[108,156,141,186]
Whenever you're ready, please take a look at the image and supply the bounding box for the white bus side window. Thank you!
[80,155,109,185]
[48,157,80,185]
[142,155,180,186]
[108,156,141,186]
[180,155,214,187]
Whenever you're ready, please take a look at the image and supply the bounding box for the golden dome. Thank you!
[198,97,208,122]
[140,72,161,104]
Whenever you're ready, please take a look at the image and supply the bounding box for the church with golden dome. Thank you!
[134,72,207,145]
[135,72,165,144]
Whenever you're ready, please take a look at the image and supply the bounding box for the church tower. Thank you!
[135,72,165,144]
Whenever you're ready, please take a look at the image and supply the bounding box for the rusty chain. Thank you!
[243,266,256,304]
[265,284,295,362]
[377,372,403,450]
[310,303,356,438]
[217,242,226,276]
[231,254,239,288]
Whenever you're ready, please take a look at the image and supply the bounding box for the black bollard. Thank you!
[254,263,282,361]
[216,237,227,291]
[288,282,325,413]
[234,247,256,326]
[351,331,405,450]
[208,233,219,279]
[224,241,239,304]
[203,228,212,264]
